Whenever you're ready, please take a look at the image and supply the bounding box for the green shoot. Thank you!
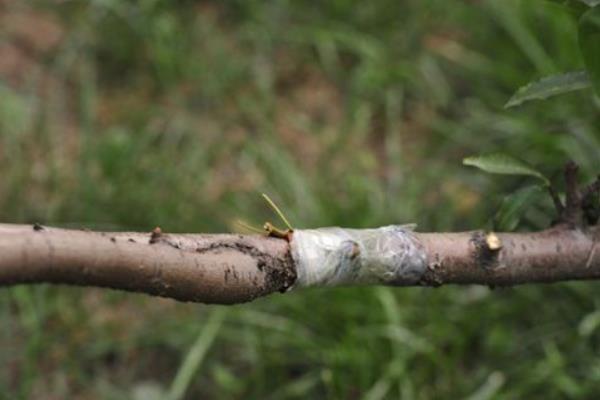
[261,193,294,231]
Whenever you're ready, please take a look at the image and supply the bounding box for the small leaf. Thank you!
[494,185,544,231]
[463,153,550,185]
[505,71,591,108]
[579,6,600,95]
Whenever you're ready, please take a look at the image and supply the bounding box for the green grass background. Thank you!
[1,0,600,398]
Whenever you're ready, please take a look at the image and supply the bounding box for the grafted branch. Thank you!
[0,223,599,304]
[0,163,598,304]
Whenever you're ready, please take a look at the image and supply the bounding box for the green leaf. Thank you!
[494,185,544,231]
[505,71,591,108]
[579,6,600,95]
[463,153,550,185]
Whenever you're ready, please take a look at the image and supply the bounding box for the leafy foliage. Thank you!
[508,1,600,105]
[463,154,550,185]
[494,185,545,231]
[505,71,591,107]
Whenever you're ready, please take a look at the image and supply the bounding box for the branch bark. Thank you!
[417,226,600,287]
[0,223,599,304]
[0,224,296,304]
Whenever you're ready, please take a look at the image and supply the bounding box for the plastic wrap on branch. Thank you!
[290,225,428,287]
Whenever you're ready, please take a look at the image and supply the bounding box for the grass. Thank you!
[1,0,600,398]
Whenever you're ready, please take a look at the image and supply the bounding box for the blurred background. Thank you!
[1,0,600,398]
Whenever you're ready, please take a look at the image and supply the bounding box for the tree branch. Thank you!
[0,223,599,304]
[417,225,600,287]
[0,224,296,304]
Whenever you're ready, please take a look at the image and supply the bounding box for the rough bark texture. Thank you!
[0,223,599,304]
[0,224,296,304]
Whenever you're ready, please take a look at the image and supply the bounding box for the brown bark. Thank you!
[417,225,600,287]
[0,223,599,304]
[0,224,296,304]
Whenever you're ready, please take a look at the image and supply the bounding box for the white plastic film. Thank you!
[290,225,427,288]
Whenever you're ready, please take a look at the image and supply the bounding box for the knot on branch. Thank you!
[471,231,502,269]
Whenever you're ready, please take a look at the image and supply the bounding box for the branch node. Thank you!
[149,227,163,244]
[471,231,501,269]
[485,232,502,251]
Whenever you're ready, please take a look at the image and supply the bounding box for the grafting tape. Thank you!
[290,225,427,288]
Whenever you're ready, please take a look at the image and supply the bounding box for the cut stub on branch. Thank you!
[416,227,600,287]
